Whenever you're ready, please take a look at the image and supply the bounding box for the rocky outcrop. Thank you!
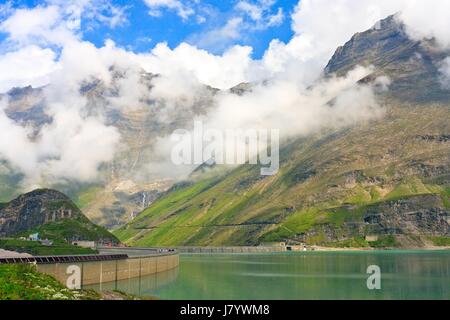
[0,189,120,244]
[0,189,82,237]
[297,195,449,244]
[363,194,449,236]
[416,135,450,143]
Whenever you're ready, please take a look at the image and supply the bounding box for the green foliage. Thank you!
[0,239,97,256]
[441,188,450,209]
[37,219,117,243]
[0,264,100,300]
[369,235,400,248]
[323,237,370,248]
[73,186,102,209]
[14,215,119,244]
[428,236,450,247]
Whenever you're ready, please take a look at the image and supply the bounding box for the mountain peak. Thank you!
[0,189,118,243]
[325,14,450,103]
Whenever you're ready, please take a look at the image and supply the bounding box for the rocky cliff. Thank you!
[0,189,118,243]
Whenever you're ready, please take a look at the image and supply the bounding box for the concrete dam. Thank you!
[0,248,179,288]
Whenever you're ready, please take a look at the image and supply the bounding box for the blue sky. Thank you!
[3,0,299,59]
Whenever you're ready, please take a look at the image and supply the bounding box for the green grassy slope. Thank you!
[0,239,97,256]
[115,105,450,247]
[0,264,100,300]
[18,216,119,244]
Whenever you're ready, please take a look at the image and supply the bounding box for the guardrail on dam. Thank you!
[0,249,179,287]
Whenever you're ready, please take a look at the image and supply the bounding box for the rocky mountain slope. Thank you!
[325,15,450,103]
[115,16,450,248]
[0,69,216,228]
[0,189,118,243]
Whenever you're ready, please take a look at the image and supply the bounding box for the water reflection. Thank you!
[85,251,450,300]
[156,251,449,300]
[85,267,179,296]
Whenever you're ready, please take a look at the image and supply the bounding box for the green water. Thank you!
[88,251,450,300]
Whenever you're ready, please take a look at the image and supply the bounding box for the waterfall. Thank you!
[142,192,146,209]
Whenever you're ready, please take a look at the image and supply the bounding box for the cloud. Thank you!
[267,7,284,27]
[396,0,450,49]
[1,0,450,187]
[0,99,39,175]
[0,5,77,47]
[235,0,284,28]
[0,0,128,48]
[143,0,195,20]
[187,17,244,54]
[236,1,264,21]
[0,94,121,187]
[142,42,259,90]
[0,39,127,187]
[0,45,59,92]
[205,66,386,139]
[187,0,284,53]
[256,0,450,87]
[47,0,129,29]
[0,1,13,19]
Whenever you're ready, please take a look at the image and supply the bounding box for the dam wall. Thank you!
[1,251,179,287]
[36,252,179,286]
[175,246,287,253]
[98,246,288,255]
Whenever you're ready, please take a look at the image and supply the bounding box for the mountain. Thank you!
[0,189,118,243]
[0,69,216,229]
[325,15,450,103]
[114,16,450,248]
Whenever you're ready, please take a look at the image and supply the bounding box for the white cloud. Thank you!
[141,42,259,90]
[0,99,39,175]
[144,0,194,20]
[2,0,450,187]
[0,1,13,18]
[236,1,263,21]
[397,0,450,49]
[267,7,284,27]
[273,0,450,79]
[188,17,244,53]
[47,0,129,28]
[187,0,284,52]
[0,5,77,46]
[0,1,128,48]
[0,46,59,93]
[260,0,404,82]
[235,0,284,28]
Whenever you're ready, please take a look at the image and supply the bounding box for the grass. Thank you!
[16,217,119,244]
[368,235,400,248]
[73,186,102,209]
[428,236,450,247]
[441,188,450,209]
[0,264,101,300]
[323,237,370,248]
[0,239,97,256]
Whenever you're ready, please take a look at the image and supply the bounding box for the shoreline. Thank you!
[172,245,450,254]
[312,246,450,252]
